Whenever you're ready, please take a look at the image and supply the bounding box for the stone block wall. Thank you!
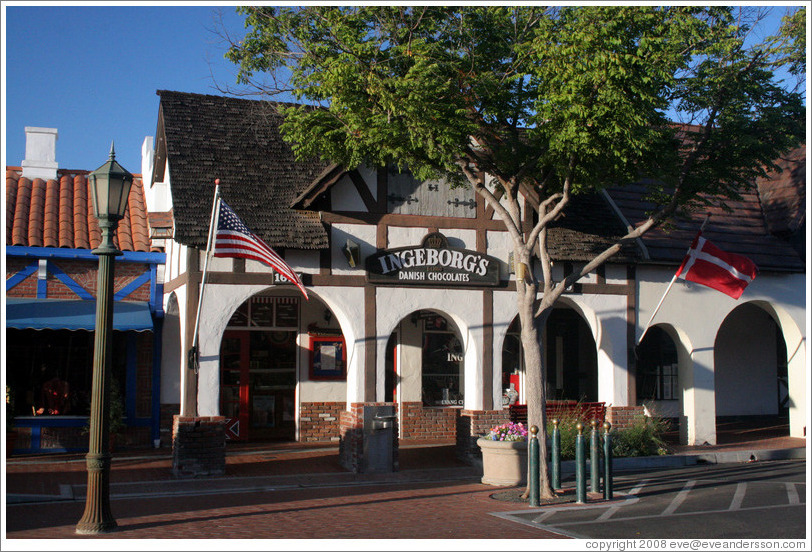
[171,415,226,478]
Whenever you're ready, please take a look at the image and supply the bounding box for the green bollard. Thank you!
[551,419,561,491]
[603,421,613,500]
[575,422,586,503]
[529,425,540,507]
[590,420,600,494]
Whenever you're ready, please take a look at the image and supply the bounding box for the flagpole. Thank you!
[637,214,711,345]
[185,179,221,417]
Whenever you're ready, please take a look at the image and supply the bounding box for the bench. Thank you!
[509,401,606,425]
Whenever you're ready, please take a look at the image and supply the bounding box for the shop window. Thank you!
[5,329,127,418]
[637,326,679,401]
[501,330,522,406]
[421,314,464,407]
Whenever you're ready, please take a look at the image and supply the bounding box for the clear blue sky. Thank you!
[3,3,806,176]
[3,3,252,174]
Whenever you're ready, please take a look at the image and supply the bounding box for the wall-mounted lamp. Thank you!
[508,252,526,280]
[343,238,360,267]
[324,309,333,324]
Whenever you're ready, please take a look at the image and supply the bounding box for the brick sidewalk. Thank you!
[5,479,567,539]
[4,436,805,541]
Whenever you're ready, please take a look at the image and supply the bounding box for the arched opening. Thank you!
[501,318,523,406]
[499,305,599,407]
[714,302,790,438]
[218,290,345,442]
[385,309,465,440]
[636,325,680,418]
[543,307,599,402]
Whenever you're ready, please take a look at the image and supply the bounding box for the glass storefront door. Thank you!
[220,330,297,441]
[220,296,300,441]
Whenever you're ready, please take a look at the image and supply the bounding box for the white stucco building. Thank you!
[142,91,805,472]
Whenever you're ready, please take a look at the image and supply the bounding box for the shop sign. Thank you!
[366,232,501,286]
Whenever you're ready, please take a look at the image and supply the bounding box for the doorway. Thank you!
[220,330,297,441]
[219,295,300,441]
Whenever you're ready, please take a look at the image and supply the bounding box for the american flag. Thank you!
[214,200,308,299]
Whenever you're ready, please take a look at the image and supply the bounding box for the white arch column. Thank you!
[195,283,268,416]
[681,344,717,445]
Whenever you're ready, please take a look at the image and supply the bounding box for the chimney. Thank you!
[21,127,58,180]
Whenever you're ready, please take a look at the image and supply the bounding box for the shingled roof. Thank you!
[605,145,806,272]
[757,146,805,239]
[155,91,803,270]
[544,191,640,262]
[5,167,155,253]
[155,90,330,249]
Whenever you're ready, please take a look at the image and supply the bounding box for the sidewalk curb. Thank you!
[557,446,806,475]
[6,466,483,504]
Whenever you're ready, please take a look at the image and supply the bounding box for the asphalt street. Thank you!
[492,459,807,539]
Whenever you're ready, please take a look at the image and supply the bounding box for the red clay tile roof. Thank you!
[6,167,155,253]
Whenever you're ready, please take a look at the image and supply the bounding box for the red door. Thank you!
[220,331,250,440]
[220,330,298,441]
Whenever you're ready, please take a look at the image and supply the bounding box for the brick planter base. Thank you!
[456,409,511,464]
[606,406,645,431]
[171,416,226,478]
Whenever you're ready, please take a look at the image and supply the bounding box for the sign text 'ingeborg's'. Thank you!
[365,232,501,286]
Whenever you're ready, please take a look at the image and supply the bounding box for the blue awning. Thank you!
[6,299,154,331]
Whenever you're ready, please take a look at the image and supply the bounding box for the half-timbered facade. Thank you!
[144,91,805,472]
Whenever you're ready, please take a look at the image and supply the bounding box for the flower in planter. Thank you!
[486,421,528,442]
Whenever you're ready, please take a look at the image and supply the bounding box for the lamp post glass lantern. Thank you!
[76,143,133,535]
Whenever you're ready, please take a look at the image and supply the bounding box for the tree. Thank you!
[225,5,805,498]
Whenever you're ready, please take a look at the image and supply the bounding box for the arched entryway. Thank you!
[500,305,599,406]
[544,307,598,402]
[218,291,345,442]
[714,302,790,437]
[385,309,465,440]
[636,325,680,419]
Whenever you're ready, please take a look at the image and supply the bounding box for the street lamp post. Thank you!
[76,143,133,535]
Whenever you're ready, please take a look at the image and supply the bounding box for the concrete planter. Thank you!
[477,437,528,486]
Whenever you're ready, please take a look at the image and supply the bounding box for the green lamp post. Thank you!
[75,143,133,535]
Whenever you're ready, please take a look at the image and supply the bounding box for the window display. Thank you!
[421,315,464,407]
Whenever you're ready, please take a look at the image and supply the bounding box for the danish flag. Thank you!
[675,232,758,299]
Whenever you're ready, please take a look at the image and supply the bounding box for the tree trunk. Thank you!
[518,289,555,499]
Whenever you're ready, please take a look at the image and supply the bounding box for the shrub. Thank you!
[546,406,585,460]
[610,414,670,457]
[546,408,670,459]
